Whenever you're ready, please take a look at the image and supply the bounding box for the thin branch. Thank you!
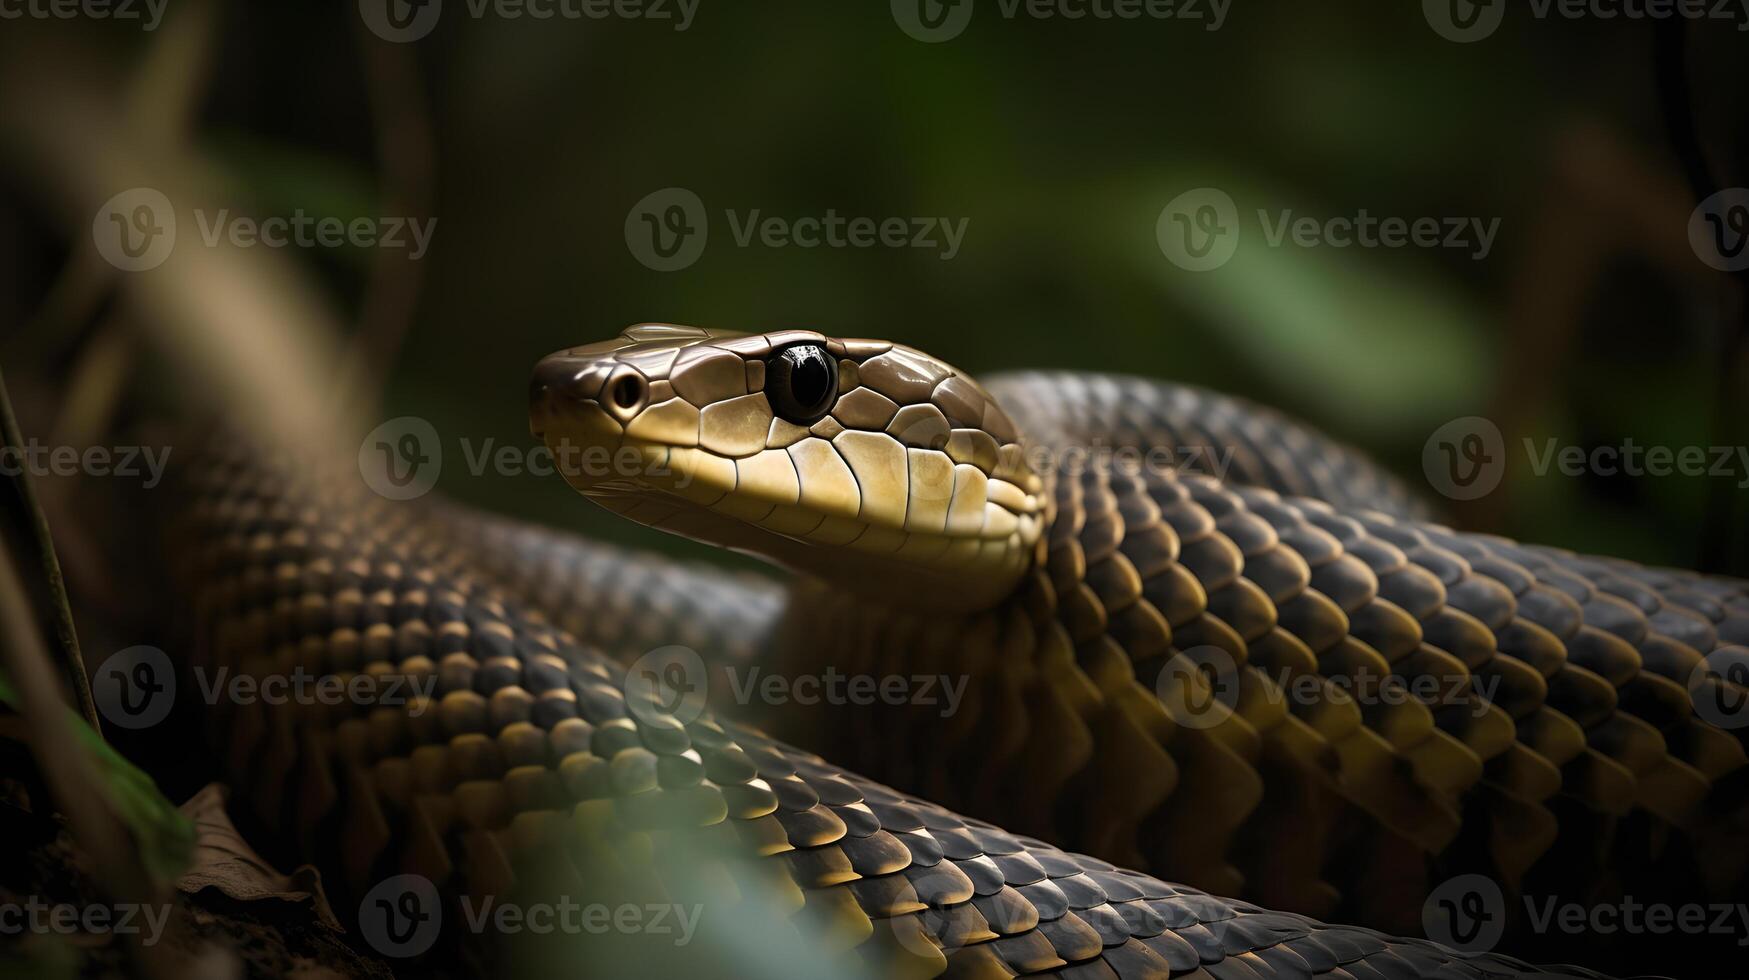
[336,17,436,420]
[1654,18,1748,572]
[0,363,99,732]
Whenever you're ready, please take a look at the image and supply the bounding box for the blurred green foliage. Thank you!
[9,1,1749,573]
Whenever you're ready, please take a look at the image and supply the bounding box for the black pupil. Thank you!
[790,350,830,408]
[767,344,838,424]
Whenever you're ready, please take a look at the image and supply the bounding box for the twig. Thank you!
[336,17,436,420]
[0,363,99,732]
[1476,122,1710,531]
[0,541,193,978]
[1655,19,1748,573]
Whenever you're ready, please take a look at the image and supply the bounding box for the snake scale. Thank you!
[154,323,1749,978]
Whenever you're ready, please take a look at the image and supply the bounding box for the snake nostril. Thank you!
[611,375,645,412]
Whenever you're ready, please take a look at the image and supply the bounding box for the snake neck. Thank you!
[759,454,1184,849]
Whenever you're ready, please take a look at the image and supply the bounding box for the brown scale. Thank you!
[755,455,1488,930]
[952,372,1749,938]
[989,372,1435,523]
[1465,541,1749,893]
[355,345,1749,964]
[1233,494,1548,914]
[1128,478,1343,916]
[1403,533,1723,872]
[451,420,1693,945]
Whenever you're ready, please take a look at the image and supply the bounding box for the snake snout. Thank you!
[529,350,651,439]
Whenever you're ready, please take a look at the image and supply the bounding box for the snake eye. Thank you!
[764,344,839,425]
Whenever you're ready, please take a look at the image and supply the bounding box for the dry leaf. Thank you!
[175,784,339,931]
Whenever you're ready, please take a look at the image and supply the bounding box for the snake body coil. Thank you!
[168,440,1613,978]
[145,322,1749,978]
[521,325,1749,962]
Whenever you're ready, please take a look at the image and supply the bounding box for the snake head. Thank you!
[530,323,1046,611]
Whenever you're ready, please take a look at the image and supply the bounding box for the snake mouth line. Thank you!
[555,433,948,549]
[544,428,1034,608]
[530,326,1049,610]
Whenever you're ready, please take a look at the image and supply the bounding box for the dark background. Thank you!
[1,5,1748,978]
[3,1,1747,572]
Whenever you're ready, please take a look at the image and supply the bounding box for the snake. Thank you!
[156,322,1749,978]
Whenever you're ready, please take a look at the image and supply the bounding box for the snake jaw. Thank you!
[532,324,1048,611]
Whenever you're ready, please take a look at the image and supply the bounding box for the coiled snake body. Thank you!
[164,323,1749,978]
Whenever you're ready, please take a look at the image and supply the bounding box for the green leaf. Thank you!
[1113,170,1494,443]
[0,672,194,887]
